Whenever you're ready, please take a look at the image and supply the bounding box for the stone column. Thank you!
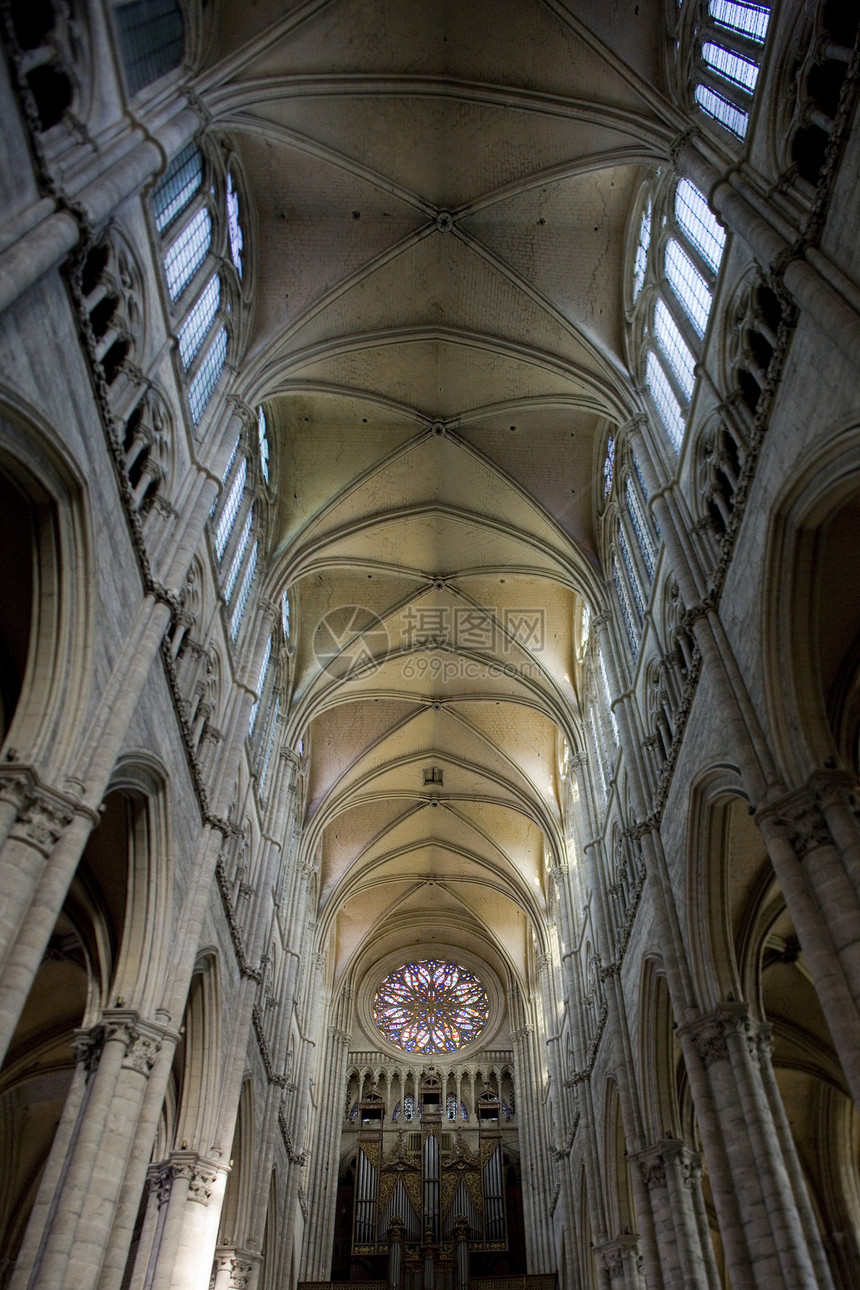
[757,774,860,1108]
[0,101,199,316]
[678,1003,835,1290]
[630,1140,719,1290]
[299,980,353,1280]
[10,1013,163,1290]
[281,945,325,1283]
[510,1017,554,1270]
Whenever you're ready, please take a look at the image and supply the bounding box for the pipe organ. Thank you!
[351,1079,511,1286]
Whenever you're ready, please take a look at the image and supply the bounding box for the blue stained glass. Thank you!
[230,540,258,640]
[626,478,656,579]
[665,239,712,338]
[188,325,226,424]
[153,145,202,233]
[695,84,749,139]
[631,451,649,500]
[708,0,769,44]
[227,172,244,277]
[647,350,685,452]
[178,274,220,369]
[633,200,651,300]
[373,960,489,1053]
[618,526,645,619]
[702,42,759,94]
[164,207,211,302]
[603,434,615,499]
[612,554,640,656]
[215,456,246,559]
[654,299,695,400]
[675,180,726,274]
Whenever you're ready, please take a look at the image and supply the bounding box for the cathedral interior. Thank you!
[1,1,860,1288]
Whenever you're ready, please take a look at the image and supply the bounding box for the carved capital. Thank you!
[5,774,77,857]
[681,1001,756,1067]
[764,788,832,860]
[147,1160,176,1206]
[72,1024,106,1073]
[638,1156,666,1190]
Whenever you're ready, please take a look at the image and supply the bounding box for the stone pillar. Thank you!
[510,1017,554,1270]
[678,1003,835,1290]
[299,980,353,1280]
[631,1141,719,1290]
[757,774,860,1108]
[138,1152,226,1290]
[0,102,199,316]
[10,1013,163,1290]
[593,1235,645,1290]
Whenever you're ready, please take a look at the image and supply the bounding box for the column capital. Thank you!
[756,783,833,859]
[1,765,87,855]
[594,1234,642,1278]
[168,1150,224,1204]
[679,1000,760,1067]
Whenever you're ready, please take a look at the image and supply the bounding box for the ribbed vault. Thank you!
[199,0,678,996]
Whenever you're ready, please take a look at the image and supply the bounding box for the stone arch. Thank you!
[685,767,756,1010]
[171,951,222,1152]
[638,958,682,1143]
[259,1169,280,1290]
[0,771,169,1271]
[602,1078,636,1238]
[762,419,860,784]
[218,1075,255,1249]
[102,759,174,1016]
[0,399,91,770]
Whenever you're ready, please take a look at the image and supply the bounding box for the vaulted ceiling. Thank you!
[198,0,682,1015]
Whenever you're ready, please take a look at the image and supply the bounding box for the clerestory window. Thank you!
[152,144,246,427]
[690,0,770,140]
[631,177,726,453]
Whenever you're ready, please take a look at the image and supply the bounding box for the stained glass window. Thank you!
[373,960,489,1053]
[633,199,651,300]
[226,172,244,277]
[187,324,225,423]
[230,541,258,640]
[709,0,769,43]
[603,434,615,498]
[654,299,695,400]
[612,553,640,656]
[626,478,656,579]
[695,83,749,139]
[675,180,726,275]
[152,144,202,233]
[178,274,219,369]
[164,207,211,302]
[665,240,712,338]
[215,456,246,559]
[647,350,685,452]
[257,406,270,482]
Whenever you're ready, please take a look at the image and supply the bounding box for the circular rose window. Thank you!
[373,959,489,1053]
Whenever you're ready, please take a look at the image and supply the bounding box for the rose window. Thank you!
[373,959,489,1053]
